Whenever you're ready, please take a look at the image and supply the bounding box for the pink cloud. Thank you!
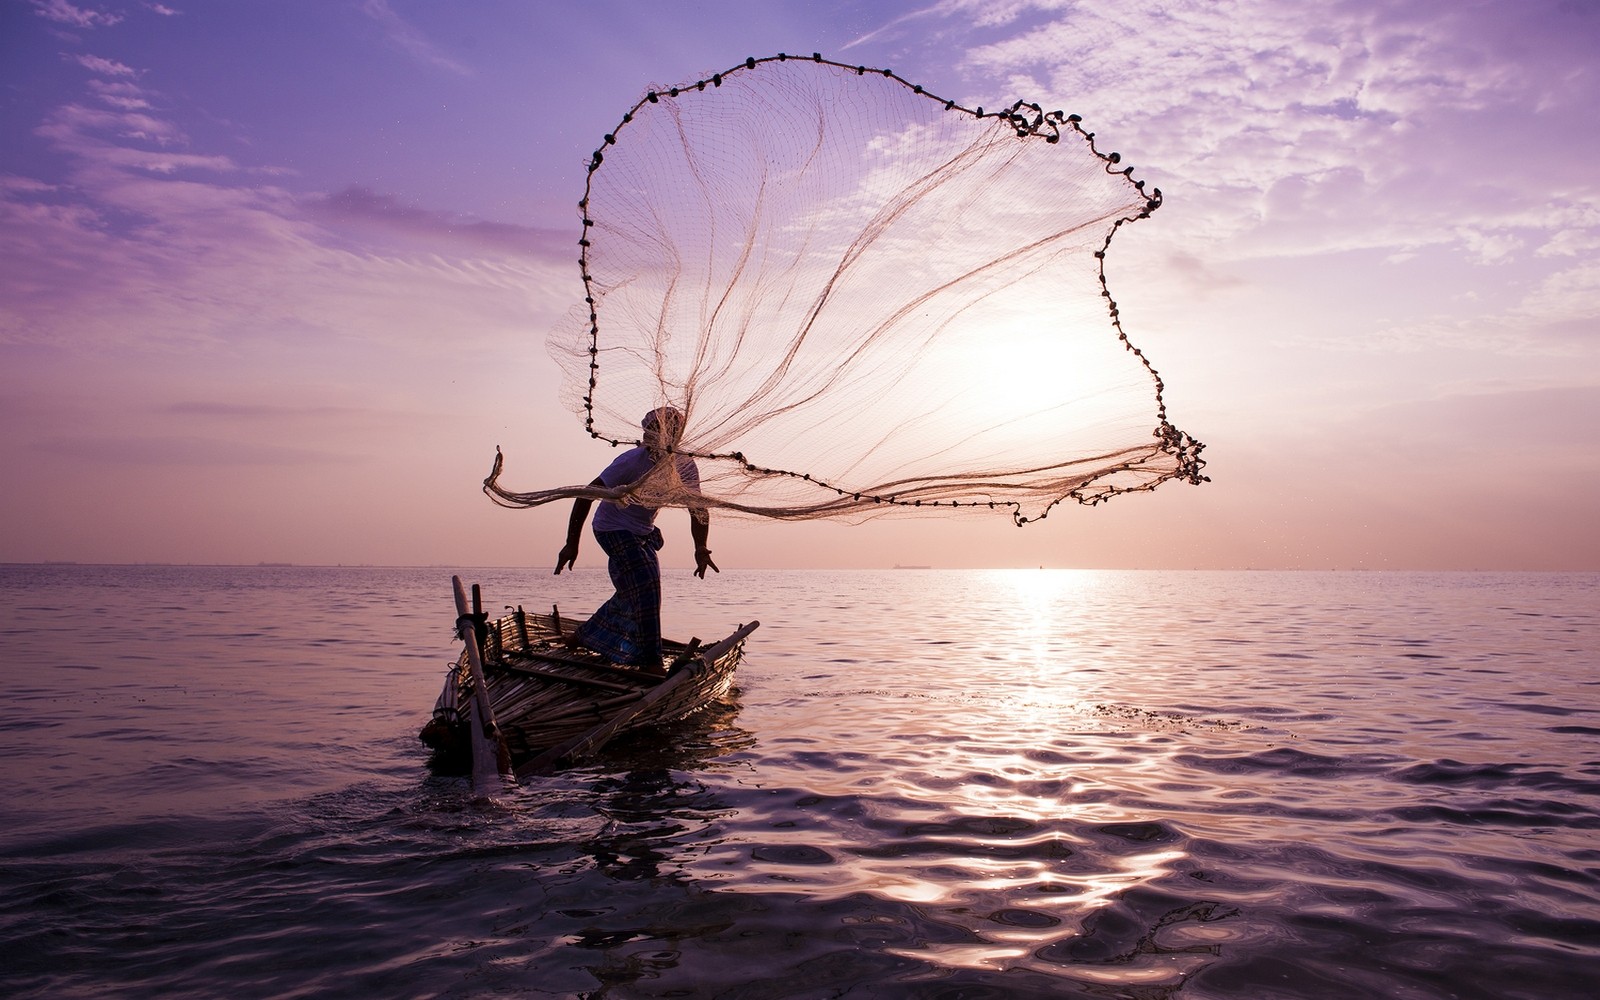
[72,53,136,76]
[33,0,121,29]
[306,185,567,258]
[88,79,151,110]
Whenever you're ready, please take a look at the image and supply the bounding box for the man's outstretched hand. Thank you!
[694,548,719,579]
[555,542,579,575]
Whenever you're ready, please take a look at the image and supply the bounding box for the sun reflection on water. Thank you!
[690,567,1219,983]
[979,567,1106,668]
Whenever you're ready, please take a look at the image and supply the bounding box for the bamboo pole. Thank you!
[453,576,514,790]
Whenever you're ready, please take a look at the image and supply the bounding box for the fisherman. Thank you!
[555,406,718,672]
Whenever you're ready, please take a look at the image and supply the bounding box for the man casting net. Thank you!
[486,54,1207,526]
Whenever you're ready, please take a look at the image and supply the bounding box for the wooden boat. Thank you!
[420,576,758,781]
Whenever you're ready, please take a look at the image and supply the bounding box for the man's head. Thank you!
[642,406,685,454]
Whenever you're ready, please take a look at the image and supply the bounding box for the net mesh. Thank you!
[486,54,1207,525]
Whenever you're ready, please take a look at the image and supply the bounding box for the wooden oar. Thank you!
[452,576,514,790]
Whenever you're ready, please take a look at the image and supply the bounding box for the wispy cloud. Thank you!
[844,0,1074,50]
[937,0,1600,354]
[359,0,472,77]
[841,2,944,50]
[73,53,137,76]
[88,79,151,110]
[32,0,122,29]
[1,71,567,359]
[37,101,214,160]
[306,185,567,258]
[1050,6,1585,211]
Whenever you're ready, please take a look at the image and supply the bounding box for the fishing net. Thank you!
[486,54,1207,525]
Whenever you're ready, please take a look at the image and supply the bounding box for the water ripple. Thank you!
[2,566,1598,999]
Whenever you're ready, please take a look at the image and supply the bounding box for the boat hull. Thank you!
[422,589,756,776]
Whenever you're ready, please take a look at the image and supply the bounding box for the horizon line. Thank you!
[2,562,1596,573]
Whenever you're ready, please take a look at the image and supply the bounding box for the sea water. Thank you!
[1,565,1596,999]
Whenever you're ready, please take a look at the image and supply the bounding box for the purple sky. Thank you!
[3,0,1598,569]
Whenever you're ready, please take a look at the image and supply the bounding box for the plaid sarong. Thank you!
[573,527,665,667]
